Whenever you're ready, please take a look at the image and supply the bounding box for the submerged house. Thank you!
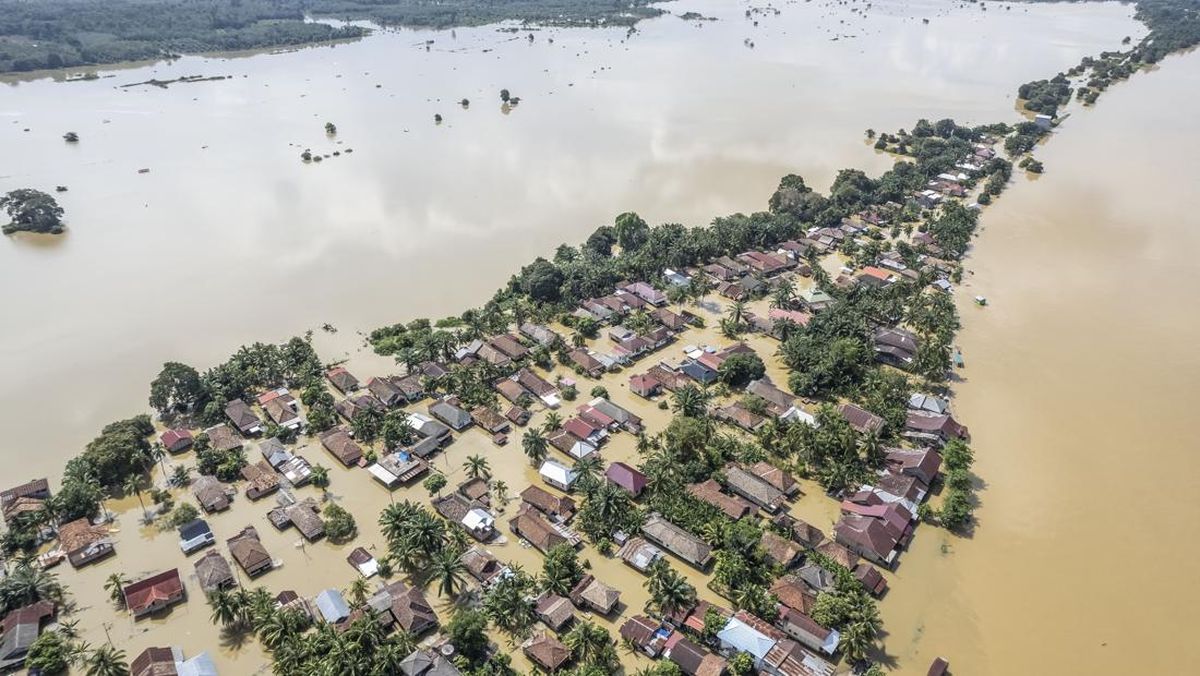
[605,462,647,497]
[535,592,576,633]
[130,647,218,676]
[873,327,919,366]
[688,480,756,520]
[320,427,364,466]
[228,526,273,577]
[520,485,577,522]
[724,464,787,513]
[538,459,579,492]
[569,574,621,615]
[618,536,664,573]
[839,403,886,435]
[124,569,186,618]
[194,550,236,593]
[224,399,262,435]
[429,400,473,431]
[57,518,114,568]
[160,428,194,453]
[178,518,215,555]
[522,633,573,673]
[0,601,56,672]
[192,475,231,513]
[268,499,326,541]
[641,513,712,569]
[325,366,360,394]
[509,505,571,554]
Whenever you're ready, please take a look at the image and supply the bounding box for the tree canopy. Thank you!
[1,189,65,235]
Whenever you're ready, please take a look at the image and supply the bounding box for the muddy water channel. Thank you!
[3,0,1188,673]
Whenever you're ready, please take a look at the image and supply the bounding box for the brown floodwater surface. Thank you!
[0,0,1138,480]
[5,0,1195,673]
[880,49,1200,674]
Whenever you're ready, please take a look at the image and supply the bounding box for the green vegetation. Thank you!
[1019,0,1200,113]
[0,558,65,616]
[148,335,324,425]
[324,502,357,542]
[930,439,976,531]
[0,0,668,73]
[1,189,65,235]
[1017,75,1073,116]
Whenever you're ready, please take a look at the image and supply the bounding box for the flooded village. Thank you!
[1,220,975,675]
[3,1,1200,675]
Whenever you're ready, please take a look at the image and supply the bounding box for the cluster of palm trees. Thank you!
[0,556,64,615]
[1,561,128,675]
[202,583,419,674]
[643,558,697,618]
[378,500,468,599]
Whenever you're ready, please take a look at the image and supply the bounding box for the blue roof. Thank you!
[717,616,777,661]
[178,519,211,540]
[680,361,717,384]
[315,589,350,623]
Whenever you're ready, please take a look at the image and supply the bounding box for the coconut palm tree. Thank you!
[84,644,127,676]
[207,589,240,628]
[671,385,711,418]
[573,455,603,492]
[430,548,466,598]
[255,609,292,650]
[373,641,410,673]
[310,465,330,490]
[148,442,168,478]
[168,464,191,488]
[645,560,697,617]
[348,578,371,608]
[522,429,548,467]
[726,300,748,329]
[378,501,416,545]
[564,620,616,669]
[462,454,490,480]
[122,476,148,522]
[542,411,563,433]
[687,275,710,304]
[492,480,509,506]
[103,573,129,607]
[770,279,796,309]
[1,559,63,612]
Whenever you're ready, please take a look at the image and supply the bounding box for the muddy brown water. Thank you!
[5,0,1196,673]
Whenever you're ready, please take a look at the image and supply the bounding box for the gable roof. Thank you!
[605,462,647,495]
[123,569,184,615]
[522,633,572,671]
[839,403,886,434]
[642,513,712,568]
[319,427,364,466]
[193,550,235,592]
[688,480,755,520]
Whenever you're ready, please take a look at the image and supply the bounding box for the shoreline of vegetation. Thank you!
[5,2,1198,674]
[0,0,667,74]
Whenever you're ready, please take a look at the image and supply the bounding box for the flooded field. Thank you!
[6,0,1197,674]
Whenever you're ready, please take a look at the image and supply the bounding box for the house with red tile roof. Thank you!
[124,569,186,618]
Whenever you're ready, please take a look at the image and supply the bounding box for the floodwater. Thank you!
[3,0,1192,673]
[880,48,1200,674]
[0,0,1139,480]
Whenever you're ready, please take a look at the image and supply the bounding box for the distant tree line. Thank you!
[0,0,667,73]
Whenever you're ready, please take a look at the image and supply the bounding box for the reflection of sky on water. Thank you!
[0,0,1138,472]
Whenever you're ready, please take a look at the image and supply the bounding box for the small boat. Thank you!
[974,295,988,306]
[137,168,150,174]
[952,346,965,368]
